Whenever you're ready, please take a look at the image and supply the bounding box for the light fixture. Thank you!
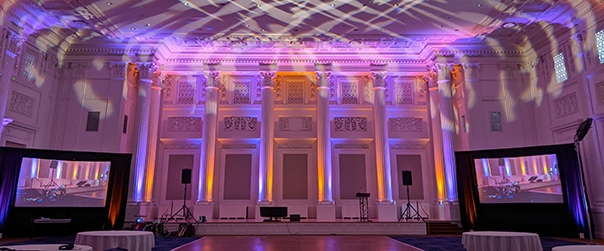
[106,2,112,5]
[502,22,516,28]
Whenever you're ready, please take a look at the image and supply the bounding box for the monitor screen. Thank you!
[14,157,111,207]
[474,153,563,204]
[260,206,288,218]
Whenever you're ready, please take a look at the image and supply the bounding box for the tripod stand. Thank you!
[398,185,421,221]
[168,183,195,222]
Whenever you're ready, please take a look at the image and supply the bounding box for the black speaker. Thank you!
[181,168,192,184]
[402,170,412,186]
[290,214,300,222]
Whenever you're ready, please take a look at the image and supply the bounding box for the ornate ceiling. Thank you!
[2,0,596,59]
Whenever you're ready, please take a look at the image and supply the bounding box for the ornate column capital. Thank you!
[425,71,438,90]
[315,71,332,88]
[204,71,221,88]
[260,71,276,87]
[371,71,388,88]
[433,63,452,81]
[136,62,156,80]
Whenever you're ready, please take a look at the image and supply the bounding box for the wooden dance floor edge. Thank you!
[168,220,427,236]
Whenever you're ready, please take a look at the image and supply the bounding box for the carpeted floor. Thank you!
[390,236,585,251]
[0,235,201,251]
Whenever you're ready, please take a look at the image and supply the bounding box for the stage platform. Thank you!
[158,219,427,236]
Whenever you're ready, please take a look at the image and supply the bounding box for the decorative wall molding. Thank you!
[334,144,369,149]
[109,62,126,79]
[554,93,578,118]
[389,117,423,132]
[334,117,367,131]
[224,116,257,131]
[390,143,426,149]
[164,143,201,149]
[277,144,313,149]
[279,117,312,131]
[166,117,202,132]
[222,144,257,149]
[9,91,34,117]
[596,81,604,105]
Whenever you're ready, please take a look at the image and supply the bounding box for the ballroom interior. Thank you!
[1,0,604,239]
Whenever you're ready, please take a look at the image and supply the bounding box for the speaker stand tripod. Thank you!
[168,183,195,222]
[398,185,421,221]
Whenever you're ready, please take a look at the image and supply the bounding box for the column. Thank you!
[196,64,220,219]
[315,63,335,220]
[139,63,161,203]
[371,65,396,221]
[258,64,276,203]
[427,71,447,203]
[435,63,458,202]
[130,63,149,203]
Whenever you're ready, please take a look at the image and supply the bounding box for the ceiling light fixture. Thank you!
[106,2,112,5]
[502,22,516,28]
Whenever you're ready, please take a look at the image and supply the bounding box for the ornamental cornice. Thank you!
[64,47,156,56]
[162,57,427,65]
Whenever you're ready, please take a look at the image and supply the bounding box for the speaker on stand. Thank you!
[398,170,422,222]
[168,168,195,223]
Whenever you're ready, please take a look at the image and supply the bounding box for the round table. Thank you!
[74,230,155,251]
[552,245,604,251]
[0,244,92,251]
[462,231,543,251]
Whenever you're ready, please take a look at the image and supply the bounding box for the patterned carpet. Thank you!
[390,236,585,251]
[0,235,201,251]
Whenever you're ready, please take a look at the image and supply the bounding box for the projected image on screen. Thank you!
[14,158,111,207]
[474,154,563,203]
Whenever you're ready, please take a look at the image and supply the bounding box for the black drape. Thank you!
[0,147,23,233]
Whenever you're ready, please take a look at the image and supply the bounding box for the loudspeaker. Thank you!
[402,170,412,186]
[290,214,300,222]
[181,169,192,184]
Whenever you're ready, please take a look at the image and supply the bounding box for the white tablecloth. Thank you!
[0,244,92,251]
[552,245,604,251]
[462,231,543,251]
[74,230,155,251]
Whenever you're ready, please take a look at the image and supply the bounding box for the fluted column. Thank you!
[258,65,276,202]
[139,63,161,202]
[315,63,333,203]
[199,68,220,202]
[427,72,447,202]
[371,69,393,203]
[0,77,10,134]
[131,63,149,202]
[434,63,458,201]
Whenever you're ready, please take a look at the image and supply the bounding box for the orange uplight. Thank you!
[519,157,527,176]
[317,163,325,201]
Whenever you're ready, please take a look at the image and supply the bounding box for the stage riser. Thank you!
[165,222,427,235]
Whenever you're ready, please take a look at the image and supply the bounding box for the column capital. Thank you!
[433,63,452,81]
[425,71,438,90]
[204,71,221,88]
[371,71,387,88]
[204,62,222,71]
[136,62,156,81]
[260,71,276,87]
[315,71,332,88]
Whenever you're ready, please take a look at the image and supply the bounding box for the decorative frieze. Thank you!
[389,117,423,132]
[334,144,369,149]
[167,117,202,132]
[390,143,426,149]
[340,81,359,104]
[163,75,174,101]
[9,91,34,117]
[279,117,312,131]
[233,80,251,104]
[278,144,313,149]
[164,144,201,149]
[109,62,126,79]
[222,144,257,149]
[553,93,578,118]
[224,116,257,131]
[334,117,367,131]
